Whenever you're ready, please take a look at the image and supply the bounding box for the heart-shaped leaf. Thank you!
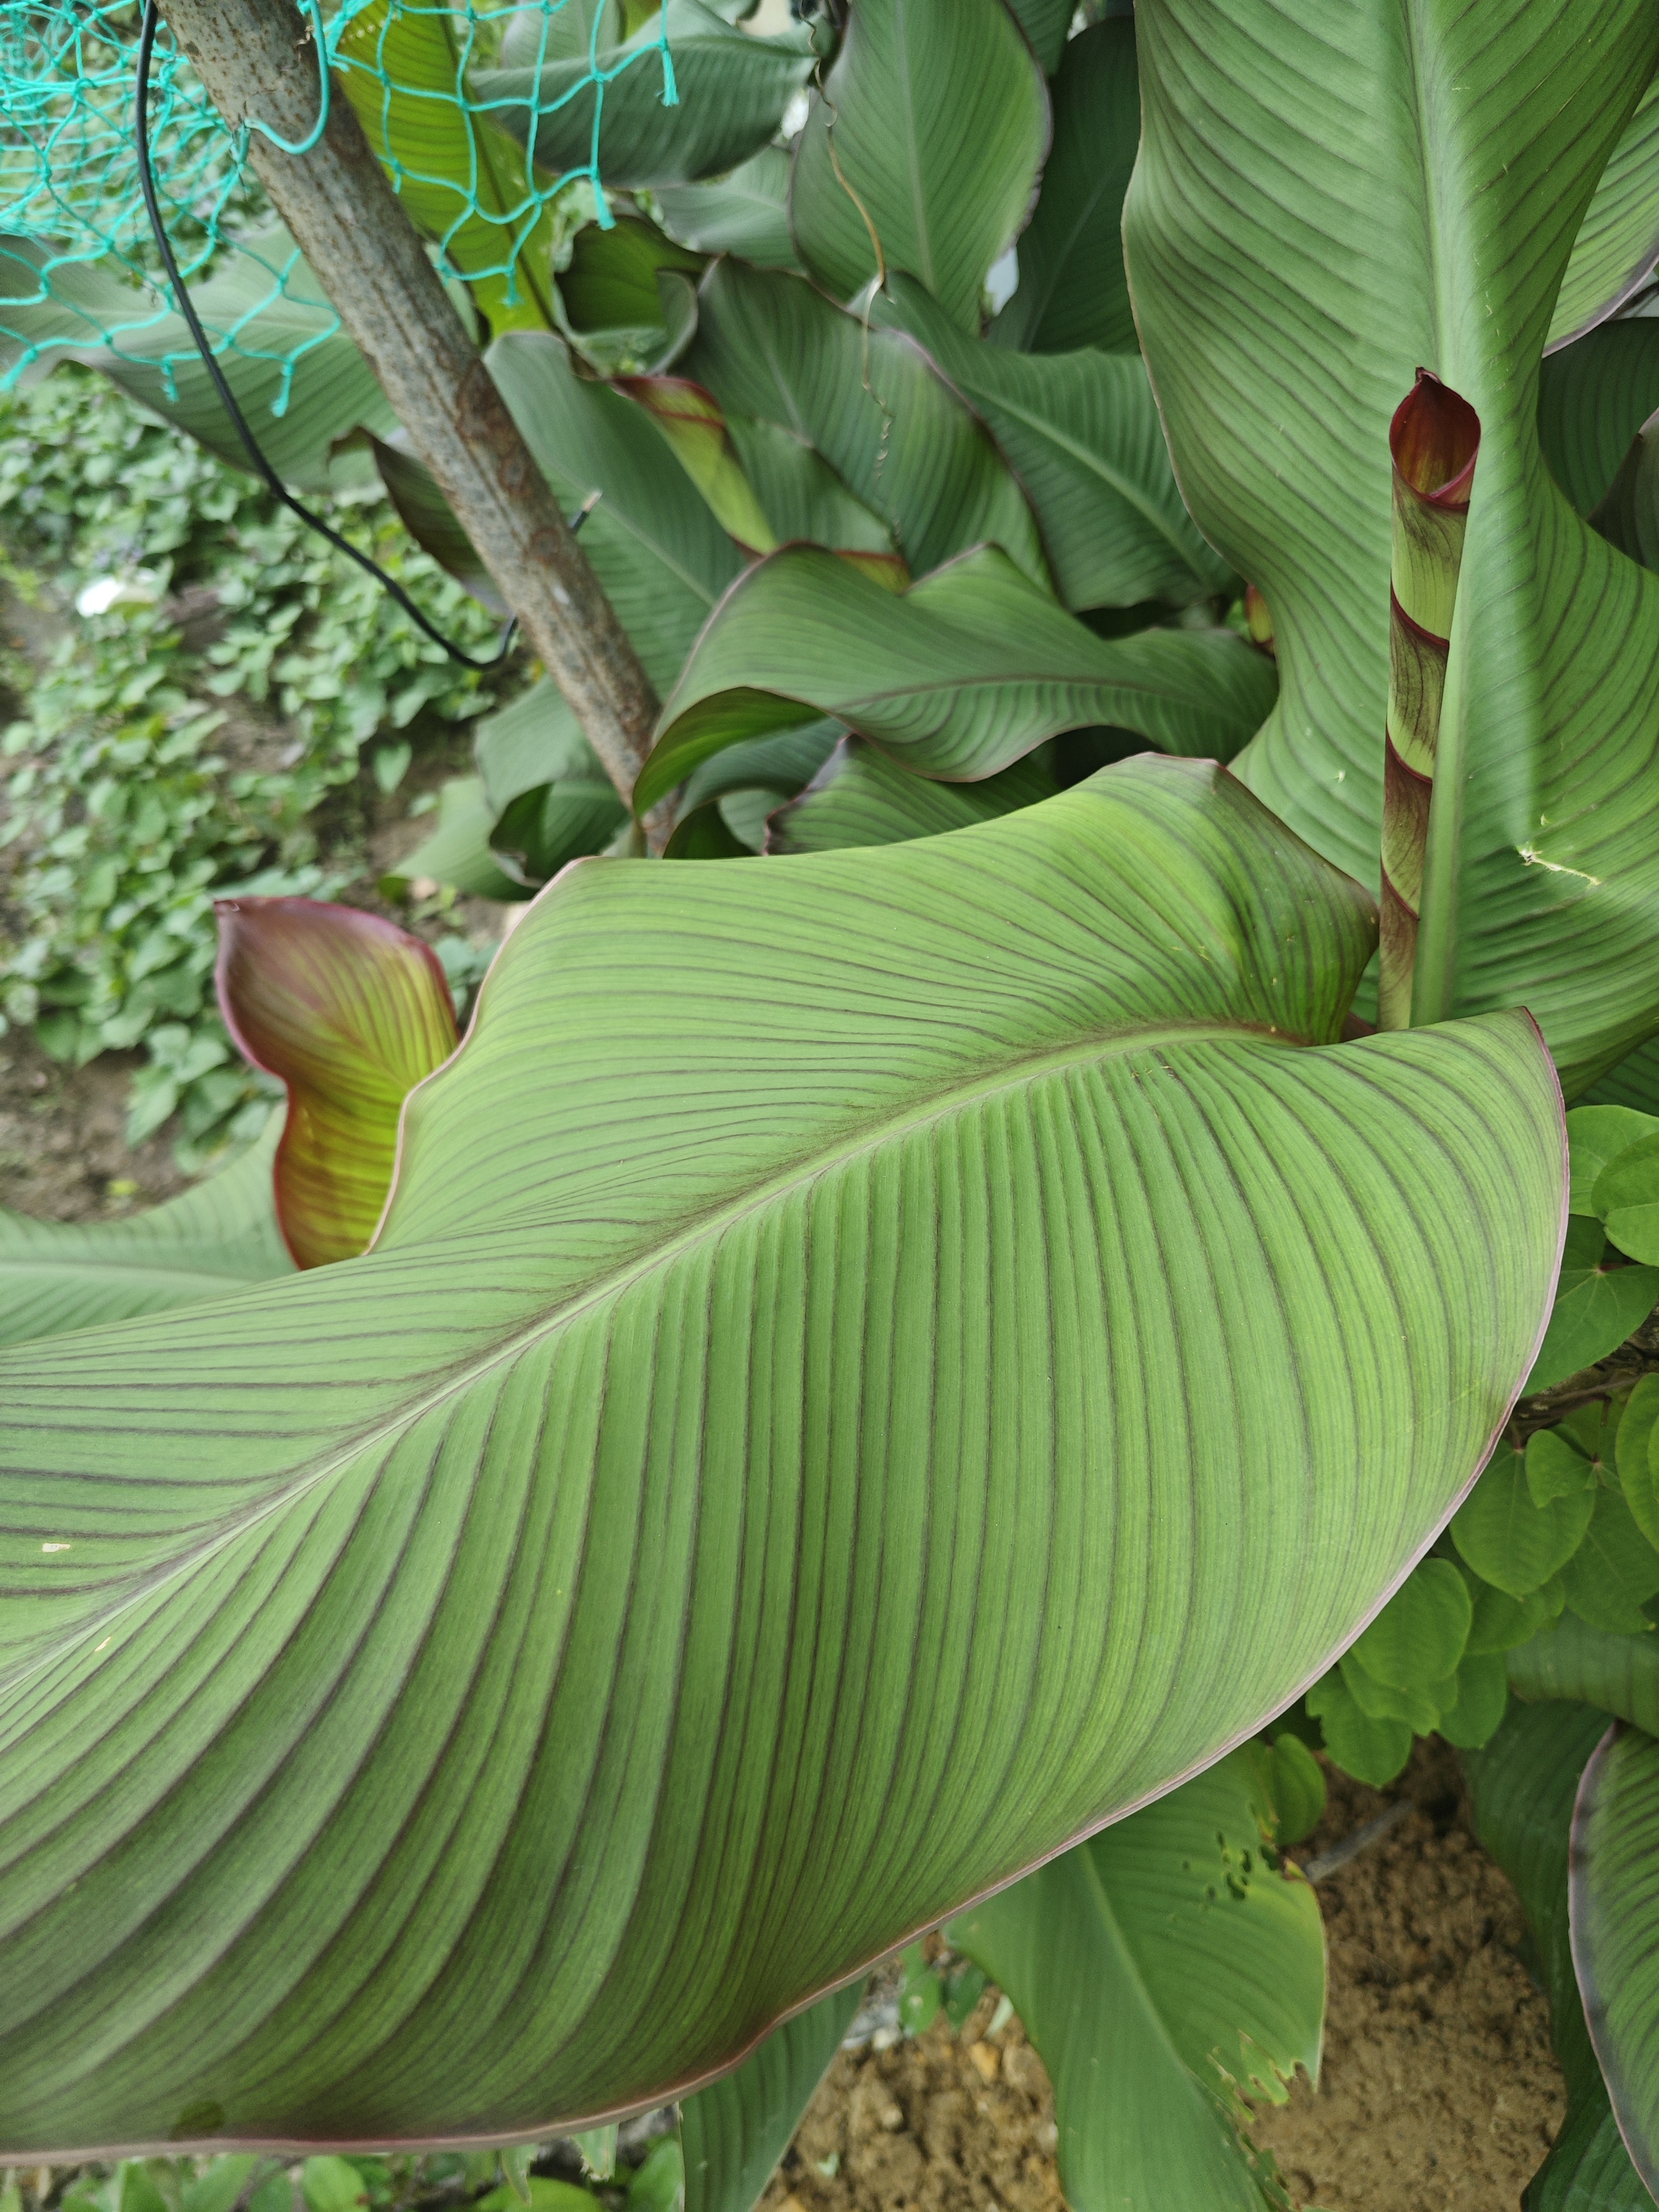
[476,0,816,191]
[1570,1721,1659,2198]
[0,758,1562,2149]
[1466,1701,1650,2210]
[1569,1105,1659,1212]
[1452,1445,1596,1597]
[1526,1216,1659,1390]
[1595,1133,1659,1262]
[875,273,1232,610]
[0,1115,293,1347]
[636,545,1278,812]
[987,20,1139,356]
[788,0,1049,330]
[215,897,458,1269]
[1124,0,1659,1093]
[947,1750,1323,2212]
[1347,1556,1471,1688]
[1559,1492,1659,1635]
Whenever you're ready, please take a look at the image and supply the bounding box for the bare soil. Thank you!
[770,1741,1566,2212]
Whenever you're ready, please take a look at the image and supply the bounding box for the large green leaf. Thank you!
[947,1749,1323,2212]
[874,274,1232,609]
[769,738,1060,855]
[1572,1723,1659,2200]
[334,0,556,334]
[476,0,815,191]
[1125,0,1659,1094]
[681,1985,861,2212]
[1550,76,1659,349]
[654,148,798,271]
[488,329,743,686]
[0,1116,291,1347]
[788,0,1049,331]
[987,21,1140,356]
[682,259,1049,588]
[0,231,396,490]
[1466,1701,1655,2212]
[0,757,1562,2148]
[635,545,1277,812]
[1509,1614,1659,1733]
[1537,320,1659,516]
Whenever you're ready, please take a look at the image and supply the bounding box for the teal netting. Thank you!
[0,0,676,410]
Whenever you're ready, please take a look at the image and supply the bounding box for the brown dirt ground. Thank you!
[768,1741,1566,2212]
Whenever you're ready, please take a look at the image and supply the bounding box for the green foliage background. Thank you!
[0,368,505,1161]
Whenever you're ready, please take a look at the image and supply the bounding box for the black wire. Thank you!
[133,0,586,670]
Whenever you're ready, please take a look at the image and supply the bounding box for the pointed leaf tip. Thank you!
[214,898,460,1270]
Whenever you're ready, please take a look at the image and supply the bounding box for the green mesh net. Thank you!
[0,0,676,413]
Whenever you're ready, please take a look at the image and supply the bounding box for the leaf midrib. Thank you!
[6,1013,1314,1683]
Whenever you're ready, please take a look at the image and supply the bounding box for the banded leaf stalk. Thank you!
[1380,371,1481,1030]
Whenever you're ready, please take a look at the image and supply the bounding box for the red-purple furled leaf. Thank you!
[1379,372,1480,1030]
[215,898,458,1269]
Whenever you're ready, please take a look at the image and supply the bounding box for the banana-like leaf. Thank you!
[635,545,1278,812]
[395,774,528,901]
[682,259,1050,588]
[1572,1723,1659,2200]
[682,1986,861,2212]
[476,0,816,191]
[0,1115,292,1347]
[488,330,743,686]
[1593,415,1659,572]
[0,757,1563,2150]
[0,231,396,490]
[1509,1614,1659,1732]
[986,21,1139,356]
[476,677,609,811]
[613,376,778,552]
[788,0,1049,330]
[875,273,1232,610]
[215,898,458,1269]
[334,0,556,334]
[680,723,844,817]
[1466,1702,1654,2212]
[720,414,901,573]
[558,216,704,343]
[654,148,798,270]
[490,779,629,886]
[1537,321,1659,516]
[1006,0,1071,74]
[1551,76,1659,350]
[947,1750,1323,2212]
[768,737,1059,855]
[1124,0,1659,1095]
[370,429,508,612]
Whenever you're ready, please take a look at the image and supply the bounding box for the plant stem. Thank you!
[157,0,662,814]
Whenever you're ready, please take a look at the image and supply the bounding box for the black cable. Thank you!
[133,0,590,669]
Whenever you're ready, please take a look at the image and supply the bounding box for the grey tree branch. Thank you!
[158,0,662,811]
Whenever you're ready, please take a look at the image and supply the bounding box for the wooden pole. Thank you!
[158,0,662,810]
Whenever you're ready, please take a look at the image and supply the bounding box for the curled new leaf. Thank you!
[215,898,459,1269]
[1380,370,1480,1030]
